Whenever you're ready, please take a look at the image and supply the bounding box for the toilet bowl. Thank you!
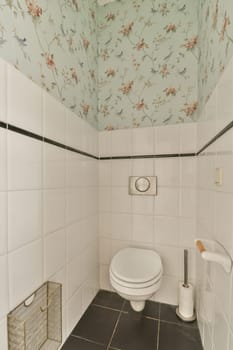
[109,247,163,312]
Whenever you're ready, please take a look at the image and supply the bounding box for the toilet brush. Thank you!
[176,249,196,322]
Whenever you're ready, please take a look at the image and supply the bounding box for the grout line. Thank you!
[156,320,160,350]
[91,303,123,313]
[106,311,122,350]
[70,334,105,346]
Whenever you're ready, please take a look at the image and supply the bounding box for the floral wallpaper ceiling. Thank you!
[97,0,198,130]
[1,0,232,131]
[198,0,233,114]
[0,0,98,128]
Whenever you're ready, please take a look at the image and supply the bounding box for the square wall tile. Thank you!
[67,287,82,334]
[111,159,131,187]
[7,66,42,134]
[44,229,66,279]
[8,190,42,251]
[0,192,7,256]
[43,143,65,189]
[0,58,6,122]
[154,187,179,217]
[111,213,132,241]
[112,187,131,213]
[180,188,196,218]
[99,130,112,157]
[67,254,84,299]
[8,239,43,309]
[43,91,66,143]
[181,157,196,188]
[43,189,65,235]
[132,214,154,244]
[67,221,84,262]
[111,129,132,156]
[66,188,83,224]
[0,317,7,350]
[132,158,154,175]
[99,160,112,187]
[180,123,197,153]
[132,127,154,155]
[132,196,154,215]
[66,152,83,188]
[0,256,8,319]
[8,131,42,190]
[155,124,180,154]
[155,158,180,187]
[154,216,179,246]
[213,301,229,350]
[0,129,7,191]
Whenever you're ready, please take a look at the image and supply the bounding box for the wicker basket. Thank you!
[8,282,62,350]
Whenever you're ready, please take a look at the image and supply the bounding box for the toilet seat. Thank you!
[110,247,162,287]
[110,268,162,289]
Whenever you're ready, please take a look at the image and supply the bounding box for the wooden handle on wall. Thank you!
[196,240,206,253]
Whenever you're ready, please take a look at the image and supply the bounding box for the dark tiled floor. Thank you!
[62,290,203,350]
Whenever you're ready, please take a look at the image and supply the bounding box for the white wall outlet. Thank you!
[215,167,223,186]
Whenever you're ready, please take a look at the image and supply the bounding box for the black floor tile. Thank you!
[160,303,197,327]
[159,322,203,350]
[123,300,160,319]
[72,305,119,345]
[110,312,158,350]
[92,290,124,310]
[61,336,106,349]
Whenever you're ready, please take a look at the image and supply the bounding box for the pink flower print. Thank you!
[102,49,109,61]
[120,81,133,95]
[165,24,176,32]
[81,103,90,116]
[101,105,109,117]
[82,37,90,50]
[183,36,198,50]
[70,68,78,83]
[220,13,230,40]
[135,39,148,51]
[105,68,116,77]
[135,99,146,111]
[120,22,134,36]
[105,13,115,21]
[160,64,169,78]
[26,0,42,17]
[164,87,176,96]
[182,102,198,116]
[46,54,56,69]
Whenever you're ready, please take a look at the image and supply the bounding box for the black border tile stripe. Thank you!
[1,120,233,160]
[8,124,43,141]
[100,153,195,160]
[0,122,98,160]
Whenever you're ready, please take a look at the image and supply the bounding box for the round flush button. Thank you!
[135,177,150,192]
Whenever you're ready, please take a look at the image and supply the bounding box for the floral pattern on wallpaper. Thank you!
[0,0,98,128]
[198,0,233,114]
[97,0,198,131]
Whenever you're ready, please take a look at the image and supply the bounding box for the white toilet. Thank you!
[110,247,163,312]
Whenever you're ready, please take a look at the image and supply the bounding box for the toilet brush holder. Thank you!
[176,249,196,322]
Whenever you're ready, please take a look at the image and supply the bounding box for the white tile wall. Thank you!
[99,123,197,305]
[196,55,233,350]
[0,59,99,348]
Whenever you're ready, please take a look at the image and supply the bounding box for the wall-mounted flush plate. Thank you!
[129,176,157,196]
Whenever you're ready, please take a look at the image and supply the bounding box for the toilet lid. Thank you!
[110,248,162,284]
